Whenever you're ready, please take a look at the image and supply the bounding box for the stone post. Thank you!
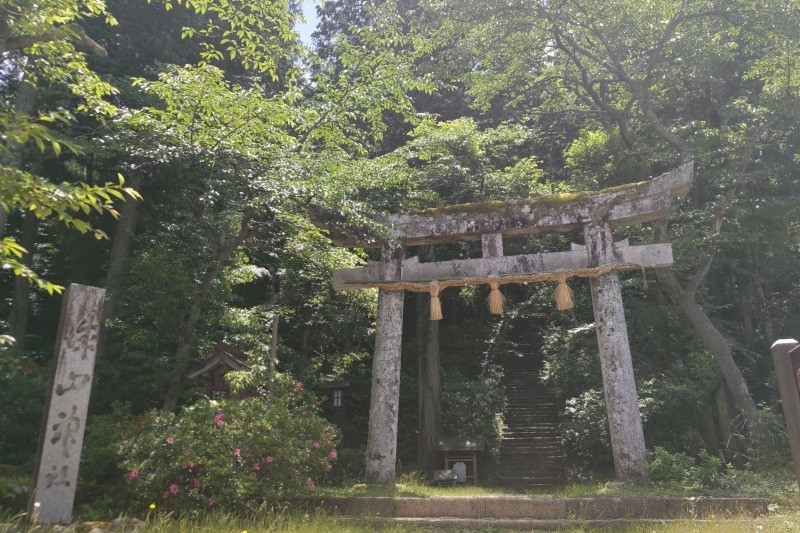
[583,222,649,484]
[29,284,105,523]
[365,243,405,486]
[771,339,800,488]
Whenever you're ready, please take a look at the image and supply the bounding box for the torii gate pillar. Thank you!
[365,243,405,486]
[584,222,648,483]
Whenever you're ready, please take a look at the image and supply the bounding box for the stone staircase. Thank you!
[499,329,565,489]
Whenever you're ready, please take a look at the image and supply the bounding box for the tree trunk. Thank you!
[416,244,442,476]
[98,173,143,354]
[738,277,756,352]
[745,250,776,347]
[297,325,311,379]
[268,314,279,393]
[163,218,252,411]
[1,79,37,238]
[8,211,38,353]
[656,268,767,452]
[102,173,143,318]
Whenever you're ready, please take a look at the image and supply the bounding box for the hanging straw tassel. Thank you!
[487,278,505,314]
[429,280,443,321]
[554,273,574,311]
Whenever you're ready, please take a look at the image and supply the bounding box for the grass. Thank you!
[3,470,799,531]
[315,469,800,505]
[4,508,800,533]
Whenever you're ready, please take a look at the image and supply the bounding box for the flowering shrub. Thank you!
[117,385,337,512]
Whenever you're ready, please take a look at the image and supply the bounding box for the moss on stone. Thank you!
[410,180,647,216]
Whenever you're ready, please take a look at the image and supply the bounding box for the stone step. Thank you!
[503,424,560,429]
[503,433,560,438]
[390,518,756,530]
[505,412,559,417]
[500,440,563,446]
[500,447,564,454]
[500,467,563,476]
[502,429,561,436]
[499,476,562,484]
[501,456,565,462]
[504,418,560,424]
[504,423,560,428]
[501,434,562,440]
[505,396,554,400]
[298,496,769,525]
[500,463,564,477]
[502,435,561,441]
[501,452,566,458]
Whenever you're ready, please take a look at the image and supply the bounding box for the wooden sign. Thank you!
[772,338,800,489]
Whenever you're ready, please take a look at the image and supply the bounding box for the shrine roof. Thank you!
[188,341,250,379]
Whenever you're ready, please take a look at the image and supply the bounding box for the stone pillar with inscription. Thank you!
[29,284,105,524]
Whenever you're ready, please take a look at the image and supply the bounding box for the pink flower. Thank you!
[249,471,257,478]
[253,463,260,471]
[329,450,338,460]
[162,491,169,500]
[208,498,216,506]
[214,413,224,427]
[265,455,274,463]
[170,484,179,495]
[312,441,320,449]
[115,421,122,428]
[296,381,304,389]
[183,449,191,456]
[300,409,308,417]
[166,437,174,445]
[193,478,201,488]
[306,479,315,489]
[127,470,139,481]
[234,448,241,457]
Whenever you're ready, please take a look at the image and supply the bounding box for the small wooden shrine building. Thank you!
[188,341,250,397]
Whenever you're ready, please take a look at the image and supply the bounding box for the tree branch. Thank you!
[2,23,107,56]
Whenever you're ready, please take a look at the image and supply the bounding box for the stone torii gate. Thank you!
[329,162,693,486]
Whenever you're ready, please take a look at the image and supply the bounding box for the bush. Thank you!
[647,446,695,483]
[647,446,724,490]
[77,403,137,514]
[561,389,614,479]
[118,382,337,512]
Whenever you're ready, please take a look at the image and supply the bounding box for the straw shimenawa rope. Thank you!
[366,262,641,320]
